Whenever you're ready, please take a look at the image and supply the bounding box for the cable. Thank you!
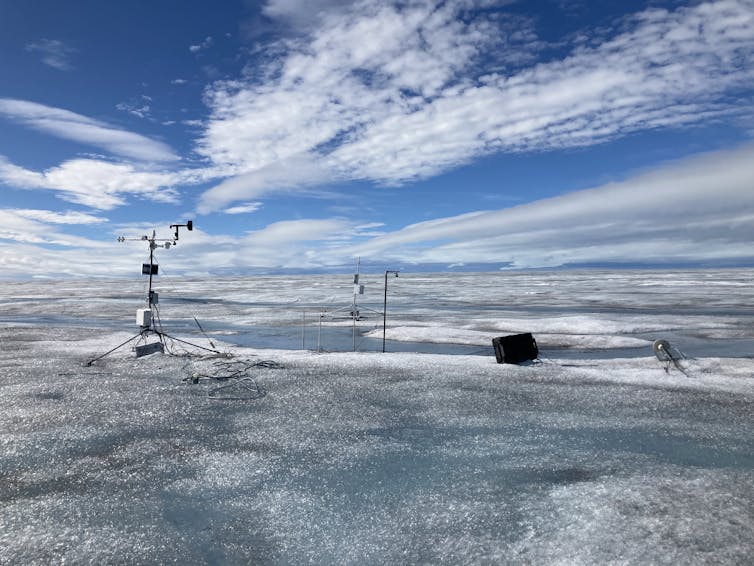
[183,357,282,400]
[152,260,218,351]
[193,316,216,349]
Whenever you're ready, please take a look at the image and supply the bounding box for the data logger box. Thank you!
[135,341,164,358]
[136,308,152,327]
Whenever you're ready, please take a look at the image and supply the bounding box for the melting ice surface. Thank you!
[3,269,753,357]
[0,270,753,564]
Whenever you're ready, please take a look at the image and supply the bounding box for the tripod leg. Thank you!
[157,331,222,355]
[85,332,144,366]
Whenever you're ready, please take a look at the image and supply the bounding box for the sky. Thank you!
[0,0,753,278]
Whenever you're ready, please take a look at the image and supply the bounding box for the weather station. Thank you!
[87,221,221,365]
[327,258,384,351]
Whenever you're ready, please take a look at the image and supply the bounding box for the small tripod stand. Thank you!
[86,221,221,366]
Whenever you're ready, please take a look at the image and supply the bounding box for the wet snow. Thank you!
[0,270,753,564]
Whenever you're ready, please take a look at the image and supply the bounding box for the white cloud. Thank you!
[190,36,214,53]
[0,156,46,188]
[116,97,152,119]
[3,1,753,276]
[0,99,179,162]
[244,218,347,244]
[0,209,109,249]
[0,241,135,277]
[196,0,754,197]
[0,156,186,210]
[0,210,57,245]
[262,0,361,31]
[328,0,754,182]
[136,218,358,272]
[25,38,77,71]
[197,154,333,214]
[224,202,263,214]
[237,218,354,268]
[143,145,754,271]
[199,1,497,171]
[347,144,754,268]
[4,144,751,276]
[10,209,107,225]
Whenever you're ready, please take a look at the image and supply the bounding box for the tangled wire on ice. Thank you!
[183,357,282,400]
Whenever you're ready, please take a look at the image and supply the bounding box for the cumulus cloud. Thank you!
[25,38,77,71]
[196,0,754,204]
[0,99,179,162]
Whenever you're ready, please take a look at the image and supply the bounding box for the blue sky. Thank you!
[1,0,753,277]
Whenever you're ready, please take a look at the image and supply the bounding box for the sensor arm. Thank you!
[169,220,193,243]
[117,221,193,247]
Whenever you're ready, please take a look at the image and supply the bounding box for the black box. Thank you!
[492,333,538,364]
[135,341,164,358]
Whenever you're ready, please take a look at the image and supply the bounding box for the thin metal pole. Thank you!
[383,271,388,352]
[318,309,322,352]
[301,310,305,350]
[353,257,360,352]
[382,270,399,353]
[148,244,154,308]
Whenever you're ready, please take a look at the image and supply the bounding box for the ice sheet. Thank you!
[3,270,754,358]
[1,270,753,563]
[1,323,753,563]
[365,325,651,349]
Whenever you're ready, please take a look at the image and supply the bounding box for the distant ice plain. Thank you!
[1,270,752,563]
